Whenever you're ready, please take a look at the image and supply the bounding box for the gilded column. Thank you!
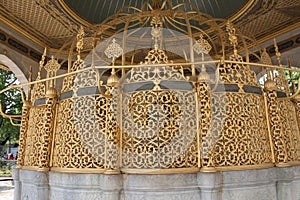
[296,97,300,131]
[197,75,213,170]
[16,100,31,168]
[192,33,214,170]
[294,97,300,160]
[38,55,60,170]
[265,81,288,164]
[37,88,57,170]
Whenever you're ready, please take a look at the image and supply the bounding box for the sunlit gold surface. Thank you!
[0,1,298,174]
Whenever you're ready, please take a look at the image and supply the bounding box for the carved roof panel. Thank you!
[0,0,299,53]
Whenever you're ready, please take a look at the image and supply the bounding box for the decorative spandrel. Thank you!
[125,65,186,83]
[218,57,260,87]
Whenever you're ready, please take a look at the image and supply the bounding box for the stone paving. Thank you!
[0,178,14,200]
[0,188,14,200]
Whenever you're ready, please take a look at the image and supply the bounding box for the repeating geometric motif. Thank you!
[73,70,98,88]
[125,66,186,83]
[23,106,47,167]
[95,95,120,169]
[121,90,198,169]
[31,82,45,103]
[266,91,300,163]
[61,75,75,93]
[276,100,300,162]
[38,97,57,168]
[61,63,97,93]
[16,105,30,167]
[196,82,213,167]
[54,65,119,169]
[52,99,78,168]
[207,92,272,167]
[266,91,283,162]
[53,98,106,169]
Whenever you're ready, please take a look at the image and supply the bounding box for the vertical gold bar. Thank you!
[184,13,196,80]
[122,20,130,76]
[119,93,123,171]
[195,87,201,168]
[49,102,58,168]
[191,37,196,80]
[16,104,30,168]
[104,95,108,168]
[264,93,275,164]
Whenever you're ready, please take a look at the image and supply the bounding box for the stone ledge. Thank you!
[13,166,300,200]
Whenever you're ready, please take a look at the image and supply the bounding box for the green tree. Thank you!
[285,69,300,94]
[0,69,23,145]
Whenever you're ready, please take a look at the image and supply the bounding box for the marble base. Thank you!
[13,166,300,200]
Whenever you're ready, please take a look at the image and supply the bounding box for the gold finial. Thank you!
[39,47,47,71]
[104,38,123,65]
[36,47,47,80]
[226,21,238,55]
[27,66,33,101]
[261,48,275,91]
[142,16,168,64]
[193,34,212,82]
[44,55,60,74]
[273,38,281,66]
[261,48,272,65]
[104,38,123,87]
[151,16,162,50]
[44,55,61,88]
[264,75,276,91]
[76,26,85,57]
[273,38,289,94]
[193,34,212,55]
[107,68,119,87]
[69,26,85,72]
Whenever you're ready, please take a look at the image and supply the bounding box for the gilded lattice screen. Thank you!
[17,64,300,173]
[16,54,300,173]
[208,93,272,168]
[23,106,47,167]
[13,8,300,173]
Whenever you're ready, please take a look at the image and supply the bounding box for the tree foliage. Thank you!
[285,69,300,93]
[0,69,23,145]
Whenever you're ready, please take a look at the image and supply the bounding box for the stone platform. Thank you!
[13,166,300,200]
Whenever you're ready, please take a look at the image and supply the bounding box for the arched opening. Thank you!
[0,55,27,175]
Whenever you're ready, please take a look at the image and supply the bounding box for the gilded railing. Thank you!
[3,58,299,174]
[1,16,299,174]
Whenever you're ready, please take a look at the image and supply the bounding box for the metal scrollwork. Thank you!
[13,1,300,174]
